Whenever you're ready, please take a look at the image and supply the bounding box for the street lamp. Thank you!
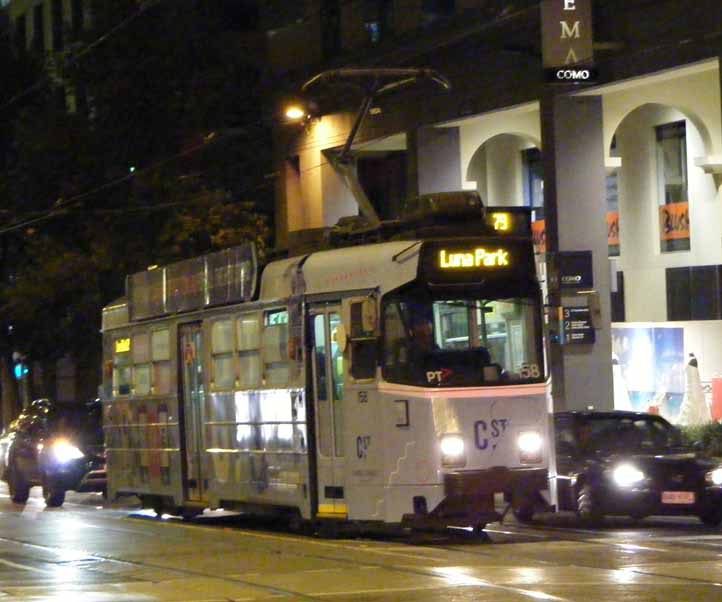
[284,105,307,121]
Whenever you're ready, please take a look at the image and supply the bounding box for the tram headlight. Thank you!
[50,439,84,464]
[706,467,722,486]
[612,463,645,487]
[439,434,466,468]
[518,430,543,463]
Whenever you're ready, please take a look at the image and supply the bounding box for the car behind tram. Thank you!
[101,191,552,531]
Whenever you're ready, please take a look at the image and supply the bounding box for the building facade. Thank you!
[272,0,722,419]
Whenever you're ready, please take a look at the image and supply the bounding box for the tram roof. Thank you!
[259,239,421,300]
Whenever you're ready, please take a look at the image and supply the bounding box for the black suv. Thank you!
[554,411,722,525]
[0,399,106,507]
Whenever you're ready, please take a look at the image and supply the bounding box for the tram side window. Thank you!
[262,309,289,387]
[151,329,171,394]
[132,332,151,396]
[382,302,409,382]
[113,336,132,396]
[349,301,377,380]
[237,313,261,389]
[211,319,236,390]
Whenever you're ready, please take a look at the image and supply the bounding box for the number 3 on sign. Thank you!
[520,364,540,378]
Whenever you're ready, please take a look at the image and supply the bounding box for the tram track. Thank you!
[4,502,722,600]
[130,512,722,592]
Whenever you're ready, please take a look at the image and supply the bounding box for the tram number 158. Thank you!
[474,419,508,450]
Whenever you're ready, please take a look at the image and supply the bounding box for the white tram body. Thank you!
[102,196,552,528]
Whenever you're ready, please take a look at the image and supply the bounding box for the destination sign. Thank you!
[490,212,512,232]
[485,208,532,236]
[439,248,510,269]
[420,239,537,290]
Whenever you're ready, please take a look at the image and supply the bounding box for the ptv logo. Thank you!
[426,368,454,384]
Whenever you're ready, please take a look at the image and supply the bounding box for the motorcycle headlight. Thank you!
[518,430,543,463]
[612,463,645,487]
[440,434,466,468]
[706,467,722,486]
[51,439,84,463]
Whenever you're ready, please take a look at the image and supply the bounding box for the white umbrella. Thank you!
[677,353,711,426]
[612,352,634,411]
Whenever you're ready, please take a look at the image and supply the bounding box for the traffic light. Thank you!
[12,352,28,381]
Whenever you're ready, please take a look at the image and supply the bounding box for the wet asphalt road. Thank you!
[0,485,720,601]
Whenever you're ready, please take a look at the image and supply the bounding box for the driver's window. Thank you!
[383,302,409,376]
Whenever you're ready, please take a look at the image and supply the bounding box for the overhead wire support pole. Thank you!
[301,68,451,227]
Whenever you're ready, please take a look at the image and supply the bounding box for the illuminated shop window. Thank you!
[656,121,689,252]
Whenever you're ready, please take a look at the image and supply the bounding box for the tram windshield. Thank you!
[383,291,544,387]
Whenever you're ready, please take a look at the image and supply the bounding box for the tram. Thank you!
[101,191,552,530]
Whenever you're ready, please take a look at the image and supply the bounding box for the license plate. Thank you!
[662,491,695,504]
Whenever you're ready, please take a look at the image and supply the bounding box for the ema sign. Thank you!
[439,248,510,269]
[541,0,596,83]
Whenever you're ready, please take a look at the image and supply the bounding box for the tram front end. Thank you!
[376,236,551,531]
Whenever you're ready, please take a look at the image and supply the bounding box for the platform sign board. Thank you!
[562,306,595,344]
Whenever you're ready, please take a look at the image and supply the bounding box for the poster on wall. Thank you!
[611,326,685,422]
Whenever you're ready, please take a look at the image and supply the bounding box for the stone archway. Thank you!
[465,133,541,208]
[609,101,720,323]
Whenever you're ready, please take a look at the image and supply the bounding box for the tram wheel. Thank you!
[512,501,535,524]
[472,523,487,535]
[139,495,164,516]
[178,507,202,521]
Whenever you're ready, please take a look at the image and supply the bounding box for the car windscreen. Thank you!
[578,415,683,453]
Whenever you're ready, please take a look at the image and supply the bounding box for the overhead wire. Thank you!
[0,0,476,232]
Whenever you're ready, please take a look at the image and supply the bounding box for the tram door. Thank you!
[310,307,347,518]
[178,323,206,502]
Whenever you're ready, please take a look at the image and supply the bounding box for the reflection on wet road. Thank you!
[0,485,720,601]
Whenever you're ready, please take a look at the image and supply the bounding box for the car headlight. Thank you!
[518,430,543,463]
[440,434,466,468]
[51,439,84,463]
[612,463,645,487]
[706,467,722,486]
